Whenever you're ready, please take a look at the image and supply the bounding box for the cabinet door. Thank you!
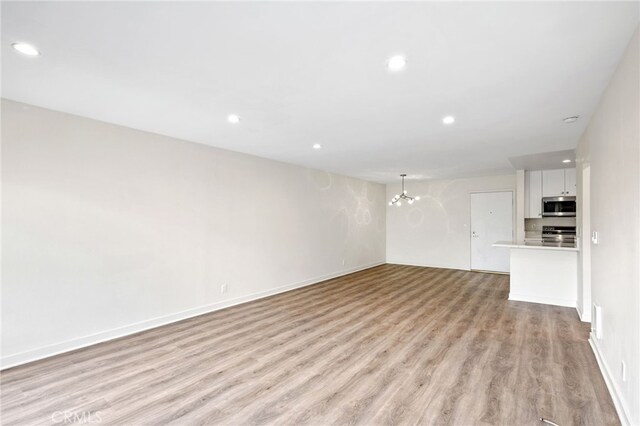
[564,168,576,195]
[526,170,542,218]
[542,169,565,197]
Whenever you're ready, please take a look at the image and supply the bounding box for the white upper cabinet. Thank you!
[542,169,566,197]
[542,169,576,196]
[525,168,576,219]
[564,168,576,195]
[525,170,543,218]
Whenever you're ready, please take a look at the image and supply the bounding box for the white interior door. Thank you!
[470,191,513,272]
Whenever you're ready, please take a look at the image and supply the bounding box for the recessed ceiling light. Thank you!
[563,116,579,123]
[442,116,455,125]
[387,55,406,72]
[312,143,322,150]
[562,159,572,163]
[12,42,40,57]
[227,114,240,124]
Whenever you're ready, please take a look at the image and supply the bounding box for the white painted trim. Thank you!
[589,336,632,426]
[385,261,468,272]
[1,262,385,370]
[508,292,575,308]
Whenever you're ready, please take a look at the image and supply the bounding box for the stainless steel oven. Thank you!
[542,196,576,217]
[542,226,576,244]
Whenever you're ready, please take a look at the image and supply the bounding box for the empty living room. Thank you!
[1,1,639,425]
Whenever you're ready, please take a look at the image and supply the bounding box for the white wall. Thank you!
[0,99,386,368]
[515,170,526,241]
[576,164,591,322]
[386,174,515,270]
[576,28,639,425]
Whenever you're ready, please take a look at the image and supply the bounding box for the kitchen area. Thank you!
[524,167,577,246]
[494,161,581,311]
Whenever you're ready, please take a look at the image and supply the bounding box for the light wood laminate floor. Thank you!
[1,264,619,425]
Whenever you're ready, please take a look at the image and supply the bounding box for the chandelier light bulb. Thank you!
[415,196,421,201]
[396,202,401,206]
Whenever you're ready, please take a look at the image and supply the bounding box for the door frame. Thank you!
[578,164,591,322]
[469,189,516,272]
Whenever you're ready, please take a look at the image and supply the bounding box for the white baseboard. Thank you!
[508,292,575,308]
[577,304,592,323]
[576,305,592,323]
[385,261,468,271]
[589,336,632,426]
[386,261,510,275]
[1,261,385,370]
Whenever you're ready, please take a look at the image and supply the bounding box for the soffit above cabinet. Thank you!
[509,150,575,171]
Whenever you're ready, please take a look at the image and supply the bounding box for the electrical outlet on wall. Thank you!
[221,284,228,294]
[621,361,626,382]
[342,259,346,266]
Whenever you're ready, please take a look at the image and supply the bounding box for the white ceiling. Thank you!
[2,2,638,183]
[508,149,576,171]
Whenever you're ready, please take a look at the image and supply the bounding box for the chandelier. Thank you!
[389,174,420,206]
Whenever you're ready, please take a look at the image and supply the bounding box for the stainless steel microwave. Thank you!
[542,196,576,217]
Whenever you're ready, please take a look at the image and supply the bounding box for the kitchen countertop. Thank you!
[493,240,579,252]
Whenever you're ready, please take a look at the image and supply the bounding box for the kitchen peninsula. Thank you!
[493,240,578,308]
